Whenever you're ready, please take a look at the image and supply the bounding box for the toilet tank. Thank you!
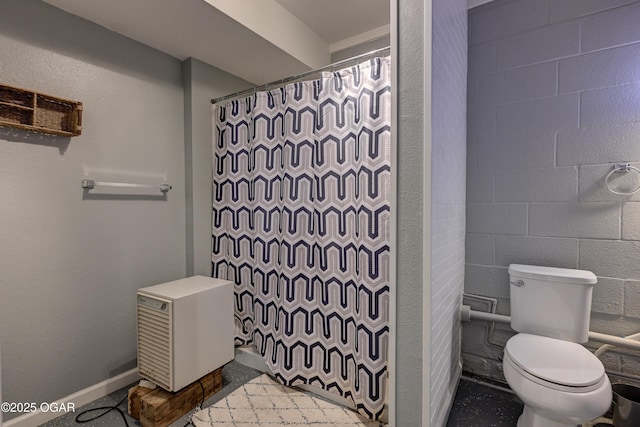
[508,264,597,343]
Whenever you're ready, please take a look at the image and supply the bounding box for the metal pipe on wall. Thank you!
[461,305,640,352]
[589,331,640,352]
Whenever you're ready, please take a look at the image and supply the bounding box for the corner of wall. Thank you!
[183,58,196,277]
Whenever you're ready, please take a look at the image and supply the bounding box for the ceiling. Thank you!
[43,0,390,85]
[273,0,390,49]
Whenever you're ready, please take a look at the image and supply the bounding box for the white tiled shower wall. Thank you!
[464,0,640,381]
[431,0,468,425]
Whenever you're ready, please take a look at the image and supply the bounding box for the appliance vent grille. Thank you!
[137,303,171,390]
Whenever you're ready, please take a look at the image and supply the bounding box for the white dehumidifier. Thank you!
[136,276,234,391]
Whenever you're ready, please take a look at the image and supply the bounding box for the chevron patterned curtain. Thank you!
[212,56,390,420]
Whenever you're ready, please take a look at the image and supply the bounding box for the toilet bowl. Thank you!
[503,333,612,427]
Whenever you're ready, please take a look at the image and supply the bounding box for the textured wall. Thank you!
[396,0,427,422]
[396,0,468,424]
[430,0,467,424]
[183,58,250,277]
[0,0,186,418]
[465,0,640,382]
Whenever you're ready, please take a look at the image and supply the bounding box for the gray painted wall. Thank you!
[430,0,467,424]
[396,0,428,423]
[465,0,640,383]
[0,0,185,416]
[396,0,468,424]
[183,58,251,277]
[0,0,250,419]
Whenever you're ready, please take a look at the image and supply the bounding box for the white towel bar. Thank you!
[81,179,172,193]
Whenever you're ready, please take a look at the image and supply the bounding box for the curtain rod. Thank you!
[211,46,390,105]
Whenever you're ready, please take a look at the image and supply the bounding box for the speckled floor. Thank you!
[39,360,263,427]
[38,366,614,427]
[446,376,523,427]
[446,375,614,427]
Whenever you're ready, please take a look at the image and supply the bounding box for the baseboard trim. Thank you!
[3,369,140,427]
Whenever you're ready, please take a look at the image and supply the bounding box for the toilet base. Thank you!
[517,406,579,427]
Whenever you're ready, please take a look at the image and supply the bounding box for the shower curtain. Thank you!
[212,56,390,420]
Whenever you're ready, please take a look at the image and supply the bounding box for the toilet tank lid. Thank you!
[508,264,597,285]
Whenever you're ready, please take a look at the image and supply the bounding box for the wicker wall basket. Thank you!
[0,84,82,137]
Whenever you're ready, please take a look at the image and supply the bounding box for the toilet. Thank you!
[504,264,612,427]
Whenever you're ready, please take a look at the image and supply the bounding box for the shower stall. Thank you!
[211,50,391,421]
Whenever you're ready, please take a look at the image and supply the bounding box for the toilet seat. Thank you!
[505,333,606,393]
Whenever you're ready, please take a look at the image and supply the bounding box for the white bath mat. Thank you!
[192,374,381,427]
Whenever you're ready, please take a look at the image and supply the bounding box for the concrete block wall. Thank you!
[465,0,640,382]
[431,0,468,424]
